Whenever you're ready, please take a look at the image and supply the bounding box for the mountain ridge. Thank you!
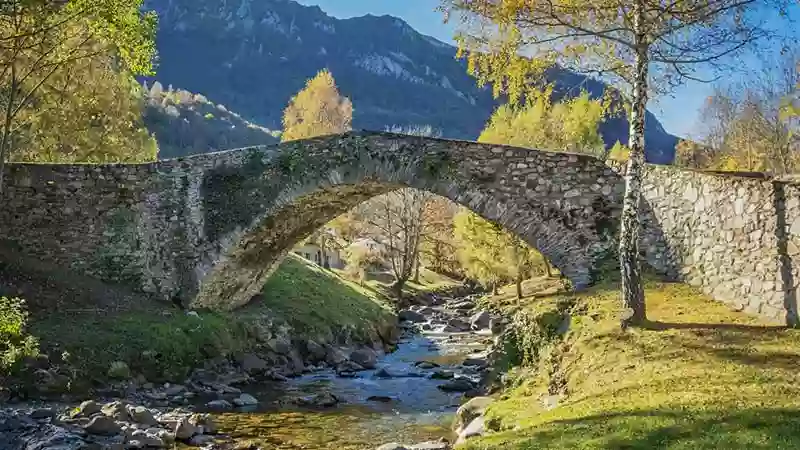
[143,0,678,163]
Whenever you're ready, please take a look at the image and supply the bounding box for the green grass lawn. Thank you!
[29,254,394,386]
[466,278,800,449]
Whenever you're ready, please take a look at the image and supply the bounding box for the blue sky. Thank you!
[298,0,795,139]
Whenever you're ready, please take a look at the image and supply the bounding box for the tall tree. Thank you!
[695,51,799,174]
[453,209,546,298]
[0,0,157,194]
[12,54,157,163]
[443,0,794,327]
[358,188,432,300]
[281,68,353,142]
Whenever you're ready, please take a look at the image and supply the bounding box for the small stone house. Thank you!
[294,243,345,269]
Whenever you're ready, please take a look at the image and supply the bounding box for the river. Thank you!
[197,295,496,449]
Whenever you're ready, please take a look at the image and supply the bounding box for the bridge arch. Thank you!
[189,132,624,310]
[0,131,625,311]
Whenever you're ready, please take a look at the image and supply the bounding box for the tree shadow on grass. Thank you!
[643,320,788,333]
[492,408,800,449]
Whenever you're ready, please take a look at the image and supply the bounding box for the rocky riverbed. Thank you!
[1,293,503,450]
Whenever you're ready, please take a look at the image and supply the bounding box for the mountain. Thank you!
[142,0,678,163]
[142,83,279,158]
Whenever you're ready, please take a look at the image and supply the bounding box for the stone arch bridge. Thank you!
[1,131,798,324]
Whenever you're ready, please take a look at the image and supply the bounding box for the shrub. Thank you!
[0,297,40,375]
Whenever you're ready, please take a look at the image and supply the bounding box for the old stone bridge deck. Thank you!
[0,131,798,324]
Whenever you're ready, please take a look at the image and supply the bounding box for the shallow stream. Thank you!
[202,308,494,449]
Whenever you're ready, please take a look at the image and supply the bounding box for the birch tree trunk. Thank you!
[618,0,648,328]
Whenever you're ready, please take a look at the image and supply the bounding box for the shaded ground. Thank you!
[465,278,800,449]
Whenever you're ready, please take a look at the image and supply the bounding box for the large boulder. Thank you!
[305,340,327,362]
[455,417,485,444]
[398,309,426,323]
[267,335,292,355]
[236,353,269,375]
[325,346,349,366]
[470,311,491,330]
[453,397,494,433]
[233,393,259,407]
[127,405,157,426]
[350,348,378,369]
[101,401,130,421]
[84,416,121,436]
[437,377,476,392]
[71,400,101,418]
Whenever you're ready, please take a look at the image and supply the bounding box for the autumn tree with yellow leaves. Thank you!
[281,69,353,142]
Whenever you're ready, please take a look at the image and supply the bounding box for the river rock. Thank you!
[411,441,450,450]
[325,346,349,366]
[462,357,488,368]
[305,340,327,362]
[72,400,101,418]
[267,335,292,355]
[233,393,259,407]
[84,415,121,435]
[205,399,233,410]
[376,444,409,450]
[450,300,475,311]
[445,318,471,332]
[287,349,306,375]
[456,416,485,444]
[438,377,476,392]
[367,395,394,403]
[429,369,454,380]
[188,434,216,446]
[130,429,165,447]
[101,401,130,421]
[350,348,378,369]
[174,418,199,440]
[127,406,157,426]
[336,360,365,376]
[398,309,426,323]
[489,318,503,334]
[236,353,269,375]
[454,397,494,433]
[414,361,440,369]
[470,311,491,330]
[297,392,339,408]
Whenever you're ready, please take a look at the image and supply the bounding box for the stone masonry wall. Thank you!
[0,132,623,311]
[4,132,796,322]
[640,166,800,324]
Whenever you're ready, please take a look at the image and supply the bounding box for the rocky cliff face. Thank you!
[143,0,678,163]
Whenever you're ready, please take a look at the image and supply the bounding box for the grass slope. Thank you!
[29,255,392,386]
[468,278,800,449]
[253,255,394,342]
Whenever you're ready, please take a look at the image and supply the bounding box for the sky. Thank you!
[298,0,797,140]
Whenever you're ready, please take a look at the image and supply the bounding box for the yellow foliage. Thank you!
[606,141,630,163]
[478,89,606,157]
[281,69,353,142]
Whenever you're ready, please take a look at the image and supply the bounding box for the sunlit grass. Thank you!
[464,278,800,449]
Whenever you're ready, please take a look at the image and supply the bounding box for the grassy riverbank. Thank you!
[468,277,800,449]
[25,255,394,388]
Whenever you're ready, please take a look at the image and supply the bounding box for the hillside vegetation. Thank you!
[143,83,279,158]
[469,278,800,449]
[26,255,392,388]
